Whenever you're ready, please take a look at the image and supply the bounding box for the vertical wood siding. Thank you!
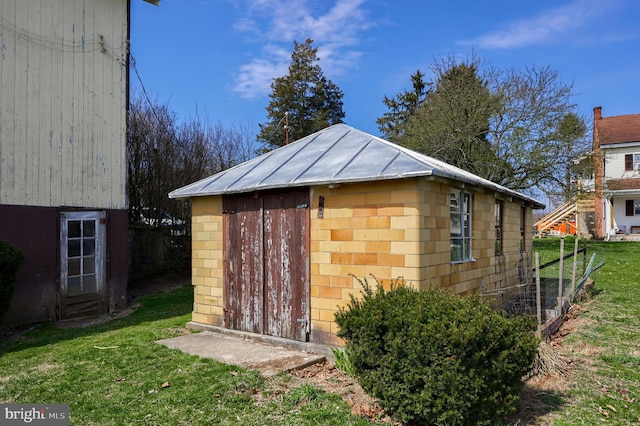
[0,0,128,209]
[223,189,310,342]
[223,195,264,334]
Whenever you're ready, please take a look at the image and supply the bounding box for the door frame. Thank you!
[59,210,107,318]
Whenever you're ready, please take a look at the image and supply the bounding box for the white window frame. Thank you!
[450,188,473,263]
[625,153,640,171]
[495,199,504,256]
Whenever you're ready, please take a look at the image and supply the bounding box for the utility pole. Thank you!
[284,111,290,145]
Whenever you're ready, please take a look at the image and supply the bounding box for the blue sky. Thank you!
[130,0,639,138]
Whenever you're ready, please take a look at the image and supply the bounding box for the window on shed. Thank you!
[520,206,526,252]
[450,189,472,262]
[495,199,503,255]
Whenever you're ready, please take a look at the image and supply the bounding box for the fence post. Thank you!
[535,252,542,337]
[558,239,565,318]
[571,237,579,301]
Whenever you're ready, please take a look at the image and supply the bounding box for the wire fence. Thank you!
[482,238,605,338]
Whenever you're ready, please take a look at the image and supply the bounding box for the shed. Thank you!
[170,124,544,345]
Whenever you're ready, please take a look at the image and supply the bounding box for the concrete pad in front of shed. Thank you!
[157,331,326,376]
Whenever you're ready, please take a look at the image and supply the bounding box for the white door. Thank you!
[60,211,107,318]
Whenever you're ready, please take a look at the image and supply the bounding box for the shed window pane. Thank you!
[495,200,503,255]
[450,189,472,262]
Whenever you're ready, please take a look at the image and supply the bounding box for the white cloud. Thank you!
[461,0,620,49]
[231,0,372,98]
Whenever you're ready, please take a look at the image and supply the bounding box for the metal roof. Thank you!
[169,124,544,208]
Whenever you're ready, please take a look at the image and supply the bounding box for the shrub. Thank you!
[334,277,539,425]
[331,347,356,377]
[0,241,25,322]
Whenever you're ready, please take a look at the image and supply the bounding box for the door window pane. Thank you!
[68,258,81,276]
[68,239,81,257]
[68,220,81,238]
[83,239,96,256]
[83,256,96,274]
[83,220,95,237]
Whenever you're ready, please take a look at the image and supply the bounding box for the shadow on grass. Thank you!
[0,285,194,356]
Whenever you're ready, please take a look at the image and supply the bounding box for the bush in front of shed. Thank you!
[334,277,540,425]
[0,241,25,324]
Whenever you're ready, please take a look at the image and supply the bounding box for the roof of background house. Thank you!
[595,112,640,146]
[169,123,544,208]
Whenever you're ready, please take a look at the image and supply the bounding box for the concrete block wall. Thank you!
[308,178,534,345]
[309,178,430,344]
[191,197,225,327]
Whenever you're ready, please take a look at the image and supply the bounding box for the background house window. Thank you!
[451,189,472,262]
[625,153,640,171]
[628,200,640,216]
[495,200,503,255]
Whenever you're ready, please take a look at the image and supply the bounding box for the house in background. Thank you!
[593,106,640,239]
[170,124,544,346]
[0,0,156,326]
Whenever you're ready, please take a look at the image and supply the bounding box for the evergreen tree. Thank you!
[376,70,428,142]
[257,38,345,151]
[402,60,506,181]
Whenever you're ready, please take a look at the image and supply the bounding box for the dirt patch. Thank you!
[506,302,602,424]
[291,362,389,421]
[258,361,398,424]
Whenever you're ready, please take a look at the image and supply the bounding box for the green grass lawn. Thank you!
[531,238,640,425]
[0,286,374,425]
[2,239,639,425]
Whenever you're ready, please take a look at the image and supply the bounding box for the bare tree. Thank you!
[127,93,255,275]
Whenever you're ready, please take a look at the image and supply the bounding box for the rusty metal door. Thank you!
[223,189,310,341]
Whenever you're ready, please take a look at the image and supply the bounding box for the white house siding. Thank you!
[603,146,640,181]
[0,0,127,209]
